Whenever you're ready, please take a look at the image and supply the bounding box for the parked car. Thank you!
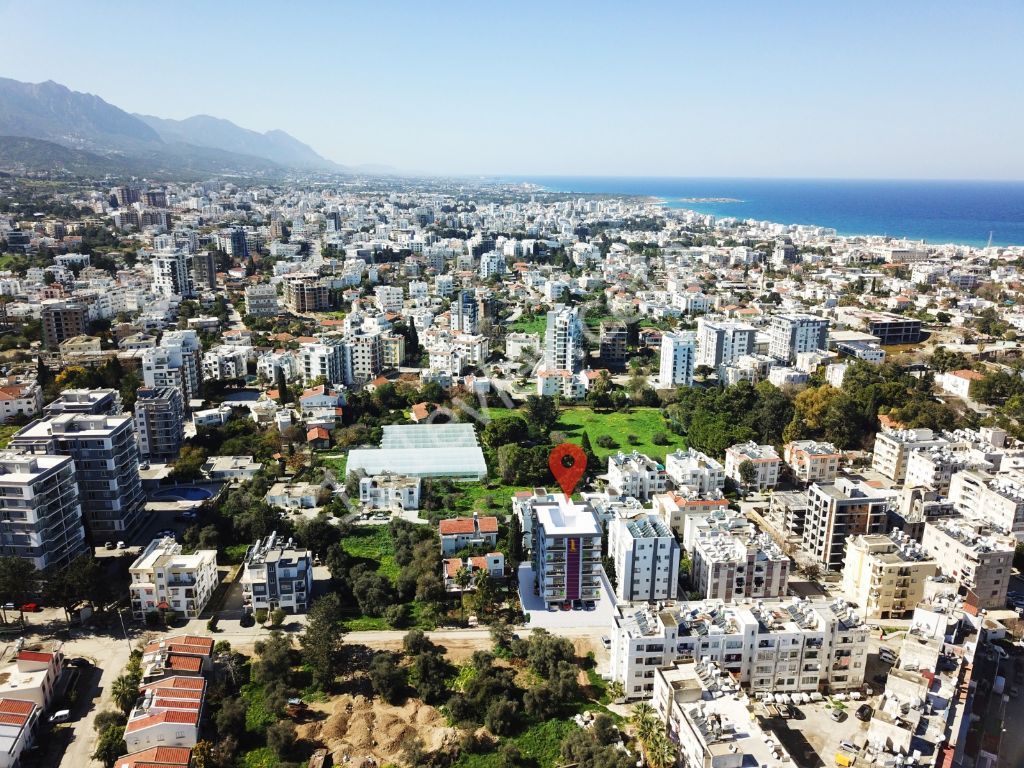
[104,541,115,550]
[583,600,596,611]
[116,541,126,549]
[66,657,90,668]
[20,603,41,613]
[855,704,873,722]
[839,740,859,753]
[571,599,583,611]
[830,708,845,722]
[49,710,70,724]
[601,636,612,649]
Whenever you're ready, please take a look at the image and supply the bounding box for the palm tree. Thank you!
[630,702,658,742]
[454,566,472,593]
[646,730,677,768]
[111,675,139,715]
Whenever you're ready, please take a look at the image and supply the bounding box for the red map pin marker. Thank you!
[549,443,587,498]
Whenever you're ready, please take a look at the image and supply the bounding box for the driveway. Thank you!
[516,563,618,630]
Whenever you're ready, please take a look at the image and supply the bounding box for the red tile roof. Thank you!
[17,650,54,663]
[0,699,36,715]
[125,709,199,733]
[476,516,499,533]
[439,518,476,535]
[145,636,213,656]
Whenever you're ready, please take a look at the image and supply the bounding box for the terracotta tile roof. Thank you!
[476,516,499,533]
[144,676,205,691]
[439,518,476,535]
[16,650,54,663]
[443,558,462,578]
[166,655,202,673]
[125,709,199,733]
[145,636,213,656]
[951,368,984,380]
[0,385,31,400]
[307,427,330,441]
[0,699,36,715]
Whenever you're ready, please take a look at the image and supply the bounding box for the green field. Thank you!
[448,481,523,515]
[0,425,18,449]
[452,717,579,768]
[557,406,685,461]
[507,314,546,336]
[339,525,399,582]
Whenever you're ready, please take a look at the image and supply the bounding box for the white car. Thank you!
[49,710,70,724]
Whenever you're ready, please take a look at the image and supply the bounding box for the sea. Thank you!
[509,177,1024,248]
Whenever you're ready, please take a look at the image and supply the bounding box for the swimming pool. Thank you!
[151,486,214,502]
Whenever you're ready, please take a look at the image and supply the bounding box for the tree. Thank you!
[92,725,126,768]
[485,698,519,735]
[171,444,207,482]
[252,631,293,686]
[481,415,529,453]
[215,696,247,736]
[0,557,38,623]
[111,674,139,715]
[738,460,757,495]
[524,395,559,437]
[266,721,297,758]
[301,594,345,690]
[630,702,658,742]
[275,367,290,405]
[368,652,406,703]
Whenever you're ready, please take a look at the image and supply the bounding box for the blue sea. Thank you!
[511,177,1024,248]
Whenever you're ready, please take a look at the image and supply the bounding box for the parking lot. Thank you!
[757,697,874,768]
[516,563,618,630]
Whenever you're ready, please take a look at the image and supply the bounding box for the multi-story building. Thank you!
[835,308,923,345]
[348,332,383,384]
[380,332,405,368]
[599,320,628,364]
[804,477,893,571]
[373,285,404,314]
[841,532,937,619]
[608,514,679,603]
[133,387,185,463]
[921,518,1015,610]
[142,331,202,404]
[11,413,146,540]
[0,698,40,768]
[129,537,219,619]
[201,345,249,381]
[871,428,950,483]
[691,531,789,601]
[240,531,313,613]
[767,313,829,363]
[696,318,756,371]
[0,381,42,424]
[947,468,1024,536]
[651,490,731,538]
[43,388,122,416]
[244,283,279,317]
[451,289,479,334]
[542,304,582,373]
[358,474,421,511]
[783,440,842,484]
[663,448,726,494]
[658,331,697,388]
[283,273,330,313]
[0,452,86,569]
[724,441,781,491]
[151,250,193,298]
[905,447,973,496]
[189,251,217,292]
[606,451,668,501]
[610,597,868,699]
[41,300,87,349]
[0,647,63,709]
[300,339,347,386]
[123,676,206,752]
[531,503,603,609]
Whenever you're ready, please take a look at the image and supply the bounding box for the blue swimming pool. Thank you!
[151,486,214,501]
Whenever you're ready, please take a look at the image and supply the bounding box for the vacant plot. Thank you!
[557,406,685,460]
[339,525,399,582]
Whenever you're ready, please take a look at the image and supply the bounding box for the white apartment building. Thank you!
[374,285,403,314]
[804,477,893,571]
[608,514,680,603]
[871,428,950,483]
[300,339,347,386]
[664,448,726,494]
[691,531,789,601]
[240,531,313,613]
[947,468,1024,537]
[133,386,185,463]
[348,331,383,384]
[129,537,219,619]
[244,283,279,317]
[151,250,193,298]
[542,304,582,373]
[606,451,668,501]
[611,597,868,699]
[767,313,829,363]
[358,474,421,510]
[0,453,86,570]
[531,503,603,608]
[841,532,937,619]
[905,447,975,496]
[658,331,697,388]
[202,345,249,381]
[651,490,731,538]
[783,440,842,484]
[141,330,202,403]
[921,517,1015,610]
[696,318,756,371]
[724,441,781,491]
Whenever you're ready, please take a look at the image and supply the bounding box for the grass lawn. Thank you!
[241,748,279,768]
[241,683,276,733]
[448,481,523,516]
[508,315,546,336]
[557,406,685,461]
[222,544,250,565]
[452,717,579,768]
[0,424,19,449]
[339,525,399,582]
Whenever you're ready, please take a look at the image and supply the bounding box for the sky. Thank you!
[1,0,1022,179]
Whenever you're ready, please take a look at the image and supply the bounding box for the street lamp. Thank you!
[116,608,131,651]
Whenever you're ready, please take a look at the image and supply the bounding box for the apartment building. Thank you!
[658,331,697,388]
[11,413,146,540]
[133,386,185,463]
[651,490,731,538]
[531,504,603,608]
[129,537,219,620]
[803,477,892,571]
[664,448,726,494]
[691,531,789,601]
[599,320,628,364]
[0,381,42,424]
[142,331,202,404]
[871,428,950,483]
[189,251,217,292]
[359,474,421,511]
[41,300,87,349]
[610,597,868,699]
[124,676,206,752]
[542,304,582,373]
[695,318,756,371]
[606,451,668,501]
[921,518,1014,610]
[244,283,279,317]
[283,273,330,313]
[947,468,1024,537]
[151,250,193,298]
[724,441,781,491]
[841,532,937,619]
[451,290,479,334]
[905,447,973,496]
[44,388,122,416]
[608,514,680,603]
[0,647,64,709]
[767,313,829,363]
[240,531,313,613]
[201,345,249,381]
[783,440,842,484]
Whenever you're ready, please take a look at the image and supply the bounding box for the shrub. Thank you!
[266,721,296,758]
[626,434,639,445]
[239,612,255,628]
[596,435,616,449]
[651,432,669,445]
[254,609,268,625]
[206,616,219,633]
[270,608,287,627]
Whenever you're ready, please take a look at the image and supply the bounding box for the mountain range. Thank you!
[0,77,350,176]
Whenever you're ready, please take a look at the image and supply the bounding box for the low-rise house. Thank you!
[201,455,261,481]
[359,474,421,510]
[0,381,42,424]
[124,676,205,752]
[306,427,330,449]
[438,514,499,555]
[114,746,194,768]
[129,538,219,620]
[265,482,323,510]
[442,553,505,591]
[141,636,214,683]
[0,648,63,709]
[240,531,313,613]
[0,699,40,768]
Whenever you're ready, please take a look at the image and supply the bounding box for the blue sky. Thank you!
[2,0,1022,178]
